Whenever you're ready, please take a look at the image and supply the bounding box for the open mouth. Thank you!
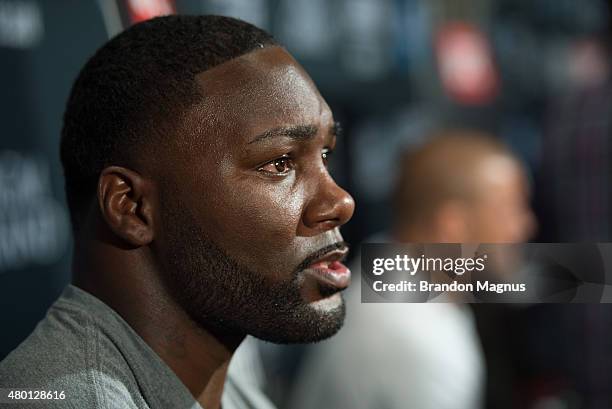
[303,248,351,292]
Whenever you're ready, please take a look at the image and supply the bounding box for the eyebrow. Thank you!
[248,122,342,145]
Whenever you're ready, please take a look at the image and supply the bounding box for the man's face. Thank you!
[151,46,355,343]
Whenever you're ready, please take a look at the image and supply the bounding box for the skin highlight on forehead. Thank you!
[192,46,326,132]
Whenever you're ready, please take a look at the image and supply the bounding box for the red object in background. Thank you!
[125,0,175,24]
[435,22,499,106]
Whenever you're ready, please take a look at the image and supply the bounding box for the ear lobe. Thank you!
[98,166,155,246]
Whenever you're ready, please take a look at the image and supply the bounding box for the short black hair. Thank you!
[60,15,278,230]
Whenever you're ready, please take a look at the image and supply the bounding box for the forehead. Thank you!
[191,46,330,142]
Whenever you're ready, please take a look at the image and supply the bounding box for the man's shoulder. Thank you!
[0,292,142,408]
[0,299,91,384]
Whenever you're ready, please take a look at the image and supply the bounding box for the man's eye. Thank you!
[258,156,294,175]
[322,148,333,167]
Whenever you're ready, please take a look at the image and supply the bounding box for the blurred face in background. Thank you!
[420,150,536,281]
[393,133,536,245]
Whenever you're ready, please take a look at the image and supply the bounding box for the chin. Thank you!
[294,293,347,343]
[309,292,344,312]
[250,295,347,345]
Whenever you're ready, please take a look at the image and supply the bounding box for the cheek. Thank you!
[477,203,525,242]
[470,203,509,241]
[203,179,306,269]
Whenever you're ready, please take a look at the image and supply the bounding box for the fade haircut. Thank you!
[60,15,278,230]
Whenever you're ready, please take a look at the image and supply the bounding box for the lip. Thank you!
[303,248,351,290]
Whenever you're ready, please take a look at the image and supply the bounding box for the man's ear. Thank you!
[97,166,155,246]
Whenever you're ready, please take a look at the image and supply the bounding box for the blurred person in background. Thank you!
[288,130,536,409]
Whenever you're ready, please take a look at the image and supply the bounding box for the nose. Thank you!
[301,171,355,236]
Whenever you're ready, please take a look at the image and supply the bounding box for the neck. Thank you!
[72,231,243,409]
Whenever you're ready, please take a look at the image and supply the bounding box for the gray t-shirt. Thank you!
[0,285,276,409]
